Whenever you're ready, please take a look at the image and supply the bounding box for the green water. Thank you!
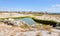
[15,17,36,25]
[21,18,36,25]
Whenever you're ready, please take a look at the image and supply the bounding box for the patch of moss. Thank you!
[32,18,59,27]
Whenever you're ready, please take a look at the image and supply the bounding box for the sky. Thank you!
[0,0,60,13]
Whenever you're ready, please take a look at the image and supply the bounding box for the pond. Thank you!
[21,18,36,25]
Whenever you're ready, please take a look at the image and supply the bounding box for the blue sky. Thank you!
[0,0,60,13]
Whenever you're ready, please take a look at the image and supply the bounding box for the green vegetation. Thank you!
[32,18,59,27]
[0,16,31,20]
[33,14,43,16]
[0,16,59,27]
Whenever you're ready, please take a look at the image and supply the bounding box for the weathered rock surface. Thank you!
[0,23,60,36]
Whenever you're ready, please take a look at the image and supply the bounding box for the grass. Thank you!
[33,14,43,16]
[32,18,59,27]
[0,16,32,20]
[0,16,59,26]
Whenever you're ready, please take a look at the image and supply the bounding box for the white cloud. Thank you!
[46,4,60,13]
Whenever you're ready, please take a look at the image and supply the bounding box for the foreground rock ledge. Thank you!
[0,24,60,36]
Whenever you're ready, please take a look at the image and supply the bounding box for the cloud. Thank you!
[46,4,60,13]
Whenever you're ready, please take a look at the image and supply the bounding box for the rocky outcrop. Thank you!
[0,22,60,36]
